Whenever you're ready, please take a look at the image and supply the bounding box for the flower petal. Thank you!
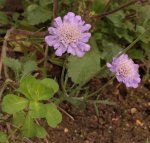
[75,48,85,57]
[78,42,91,51]
[53,17,62,27]
[45,36,57,46]
[67,46,76,55]
[81,24,91,32]
[48,27,58,35]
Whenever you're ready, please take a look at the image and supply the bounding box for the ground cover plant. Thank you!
[0,0,150,142]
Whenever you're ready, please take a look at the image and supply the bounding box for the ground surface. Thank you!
[45,81,150,143]
[1,1,150,143]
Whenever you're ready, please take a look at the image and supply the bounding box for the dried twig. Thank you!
[0,79,14,101]
[101,0,112,13]
[0,82,7,101]
[58,106,74,121]
[0,27,15,79]
[12,29,47,36]
[53,0,58,19]
[91,0,142,19]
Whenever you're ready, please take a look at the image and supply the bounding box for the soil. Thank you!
[1,1,150,143]
[45,81,150,143]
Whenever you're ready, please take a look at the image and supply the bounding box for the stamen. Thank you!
[58,23,81,45]
[118,60,132,77]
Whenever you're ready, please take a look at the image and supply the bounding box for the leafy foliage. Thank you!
[68,38,101,85]
[29,101,46,118]
[0,0,150,142]
[25,4,52,25]
[0,132,8,143]
[18,75,54,100]
[3,57,22,76]
[3,57,37,79]
[46,103,62,128]
[1,75,61,138]
[2,94,29,114]
[22,60,37,78]
[0,11,8,25]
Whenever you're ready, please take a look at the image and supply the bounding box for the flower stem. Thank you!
[85,76,115,99]
[118,28,150,56]
[92,0,141,19]
[61,59,69,97]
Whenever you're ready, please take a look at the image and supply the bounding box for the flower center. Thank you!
[118,60,132,77]
[58,23,81,45]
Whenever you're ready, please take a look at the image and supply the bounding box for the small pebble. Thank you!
[131,108,137,114]
[112,118,119,122]
[135,119,143,127]
[64,128,69,133]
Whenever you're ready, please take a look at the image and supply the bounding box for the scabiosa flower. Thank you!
[107,54,141,88]
[45,12,91,57]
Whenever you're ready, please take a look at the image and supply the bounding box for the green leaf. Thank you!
[62,0,73,5]
[13,111,25,127]
[29,101,46,118]
[41,78,59,93]
[136,5,150,27]
[18,75,54,100]
[0,11,8,25]
[0,0,5,6]
[39,0,53,6]
[17,75,36,99]
[66,97,86,109]
[2,94,29,114]
[0,132,8,143]
[35,125,47,138]
[87,99,116,105]
[142,43,150,60]
[68,37,101,85]
[92,0,106,13]
[3,57,22,76]
[46,103,62,128]
[22,60,37,78]
[101,40,121,62]
[127,49,144,60]
[107,11,125,28]
[114,28,133,43]
[22,115,36,138]
[26,4,52,25]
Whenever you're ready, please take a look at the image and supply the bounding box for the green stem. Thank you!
[70,27,150,97]
[118,28,150,56]
[0,37,44,42]
[85,76,115,99]
[43,45,49,78]
[61,59,69,97]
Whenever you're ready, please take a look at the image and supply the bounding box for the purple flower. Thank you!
[107,54,141,88]
[45,12,91,57]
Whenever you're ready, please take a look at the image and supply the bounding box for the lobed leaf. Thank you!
[2,94,29,114]
[35,125,47,138]
[46,103,62,128]
[68,37,101,85]
[0,131,8,143]
[18,75,54,101]
[22,115,36,138]
[41,78,59,94]
[29,101,46,118]
[13,111,26,127]
[0,11,8,25]
[22,60,37,78]
[26,4,52,25]
[3,57,22,76]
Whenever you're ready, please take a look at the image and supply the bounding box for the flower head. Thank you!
[45,12,91,57]
[107,54,141,88]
